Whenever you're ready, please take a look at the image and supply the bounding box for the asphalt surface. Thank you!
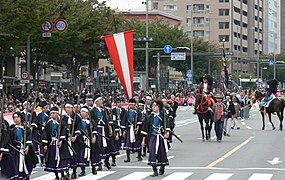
[30,106,285,180]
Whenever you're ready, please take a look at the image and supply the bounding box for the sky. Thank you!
[98,0,143,10]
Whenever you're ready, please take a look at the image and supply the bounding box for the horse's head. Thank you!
[251,90,264,102]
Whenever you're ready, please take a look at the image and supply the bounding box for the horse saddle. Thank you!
[261,94,275,108]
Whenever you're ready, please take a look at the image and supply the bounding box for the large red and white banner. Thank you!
[104,31,134,99]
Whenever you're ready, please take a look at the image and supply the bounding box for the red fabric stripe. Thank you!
[104,34,129,98]
[124,31,134,98]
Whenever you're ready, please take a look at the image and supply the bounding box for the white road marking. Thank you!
[78,171,116,180]
[33,174,56,180]
[142,156,174,163]
[116,166,285,171]
[206,136,255,168]
[204,173,233,180]
[248,173,273,180]
[241,122,246,125]
[246,126,252,130]
[161,172,194,180]
[118,172,152,180]
[117,153,126,158]
[198,136,216,140]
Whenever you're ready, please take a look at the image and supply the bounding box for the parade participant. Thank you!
[199,74,213,94]
[169,95,178,115]
[76,106,91,177]
[261,79,278,107]
[0,116,18,179]
[231,96,241,130]
[211,94,227,143]
[141,100,170,177]
[163,100,175,148]
[42,106,71,180]
[122,98,142,162]
[144,95,153,116]
[85,95,94,109]
[10,112,38,179]
[223,95,235,137]
[62,101,85,179]
[111,98,125,165]
[89,95,112,171]
[105,102,120,166]
[137,100,147,157]
[21,101,32,123]
[34,100,50,166]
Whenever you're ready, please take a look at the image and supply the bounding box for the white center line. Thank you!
[246,126,252,130]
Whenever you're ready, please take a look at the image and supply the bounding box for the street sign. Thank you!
[54,19,68,33]
[0,84,3,90]
[133,77,140,83]
[40,20,53,33]
[42,33,51,37]
[163,45,172,54]
[186,69,193,84]
[20,71,30,84]
[86,76,93,86]
[171,52,186,60]
[268,59,274,66]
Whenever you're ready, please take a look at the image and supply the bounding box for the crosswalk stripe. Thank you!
[32,173,56,180]
[161,172,194,180]
[204,173,234,180]
[248,173,273,180]
[118,172,152,180]
[79,171,116,180]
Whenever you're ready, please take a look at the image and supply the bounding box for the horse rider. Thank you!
[194,74,213,114]
[261,79,278,107]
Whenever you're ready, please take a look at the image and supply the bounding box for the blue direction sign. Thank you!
[164,45,172,54]
[186,69,193,84]
[268,59,274,66]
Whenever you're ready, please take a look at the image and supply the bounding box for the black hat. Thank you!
[138,100,145,106]
[94,95,103,103]
[80,106,89,113]
[50,106,59,113]
[13,112,22,119]
[128,98,136,104]
[86,95,93,101]
[39,101,48,108]
[152,100,163,111]
[114,98,121,103]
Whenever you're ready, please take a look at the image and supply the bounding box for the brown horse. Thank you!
[251,90,284,130]
[195,94,213,141]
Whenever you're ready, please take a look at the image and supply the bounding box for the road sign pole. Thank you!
[27,36,31,93]
[157,52,160,92]
[274,54,276,79]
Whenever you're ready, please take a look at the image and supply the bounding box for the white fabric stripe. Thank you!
[204,173,233,180]
[113,32,132,99]
[78,171,116,180]
[118,172,152,180]
[161,172,194,180]
[248,173,273,180]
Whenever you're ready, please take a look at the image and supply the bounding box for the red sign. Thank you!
[54,19,68,33]
[40,20,53,33]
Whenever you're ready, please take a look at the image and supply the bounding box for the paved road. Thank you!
[30,106,285,179]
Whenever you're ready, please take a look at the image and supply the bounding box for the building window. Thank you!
[242,22,247,28]
[242,35,247,40]
[186,18,192,26]
[163,4,177,11]
[194,30,205,37]
[242,47,248,52]
[187,31,192,38]
[193,17,205,26]
[193,4,205,12]
[186,5,192,11]
[234,6,240,13]
[219,35,230,42]
[219,0,229,2]
[219,9,230,16]
[153,2,158,10]
[242,0,247,4]
[243,10,247,16]
[219,22,230,29]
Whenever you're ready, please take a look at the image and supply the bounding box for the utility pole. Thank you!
[157,52,160,92]
[190,4,194,85]
[27,36,31,93]
[145,0,149,90]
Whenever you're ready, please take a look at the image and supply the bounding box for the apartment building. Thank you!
[152,0,264,75]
